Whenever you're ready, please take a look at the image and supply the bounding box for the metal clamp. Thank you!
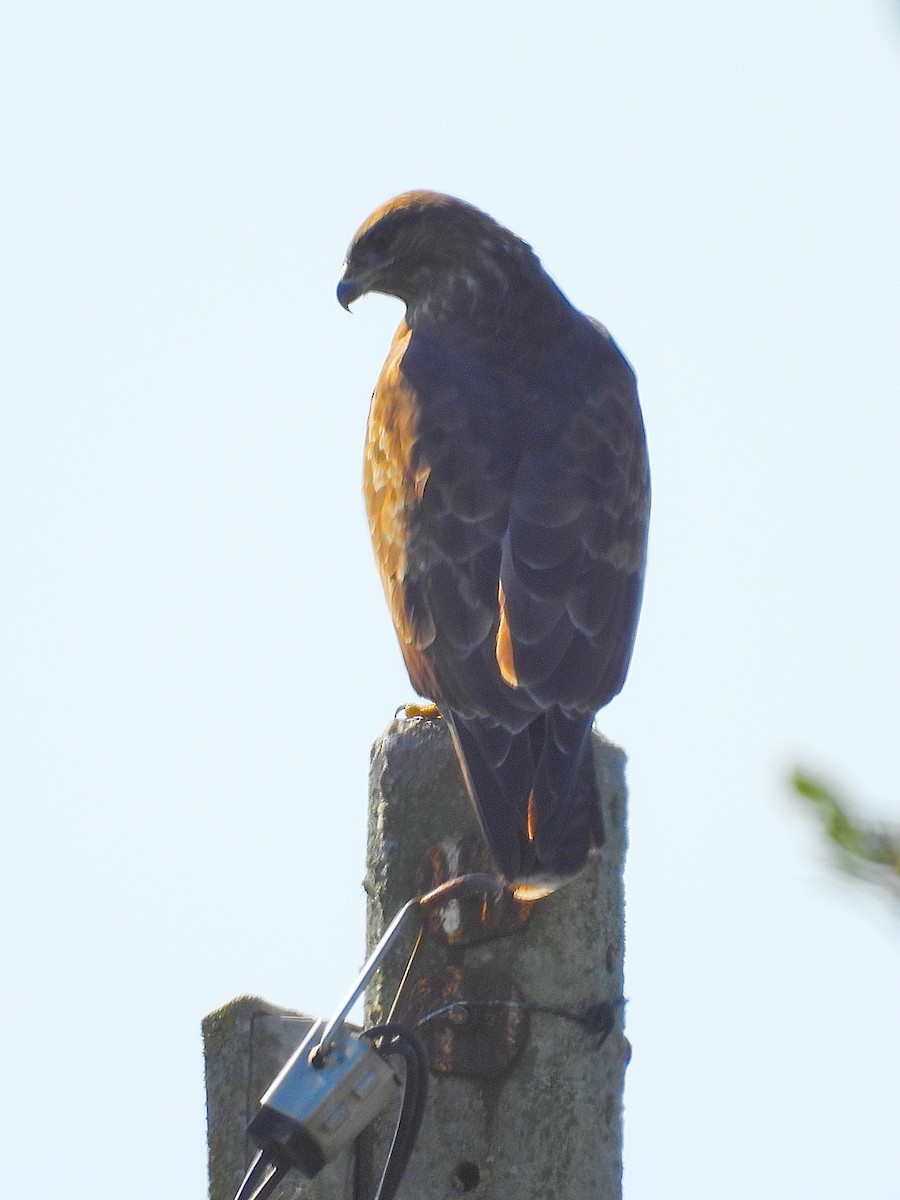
[313,874,503,1063]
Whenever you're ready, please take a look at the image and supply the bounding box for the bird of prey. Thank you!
[338,191,649,896]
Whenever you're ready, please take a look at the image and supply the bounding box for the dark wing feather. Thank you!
[367,316,648,886]
[499,322,649,711]
[397,329,537,729]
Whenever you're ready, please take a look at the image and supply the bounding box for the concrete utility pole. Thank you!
[204,714,629,1200]
[204,998,353,1200]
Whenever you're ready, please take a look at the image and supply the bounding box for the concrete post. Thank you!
[202,997,356,1200]
[203,715,628,1200]
[359,715,629,1199]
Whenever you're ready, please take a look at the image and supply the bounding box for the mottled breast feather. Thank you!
[363,319,438,699]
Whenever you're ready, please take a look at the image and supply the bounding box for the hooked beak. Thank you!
[336,271,362,311]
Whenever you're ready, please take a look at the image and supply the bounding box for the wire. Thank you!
[238,877,500,1200]
[317,873,503,1063]
[232,1149,288,1200]
[385,924,424,1026]
[358,1023,430,1200]
[414,997,621,1048]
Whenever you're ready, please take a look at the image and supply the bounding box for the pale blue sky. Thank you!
[1,2,898,1197]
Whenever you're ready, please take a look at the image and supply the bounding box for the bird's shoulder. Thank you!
[401,307,636,414]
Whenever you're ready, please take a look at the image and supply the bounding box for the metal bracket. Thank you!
[315,873,503,1063]
[415,835,533,946]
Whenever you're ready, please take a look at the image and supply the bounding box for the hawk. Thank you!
[338,191,649,896]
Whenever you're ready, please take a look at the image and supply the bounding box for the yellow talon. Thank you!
[402,701,442,720]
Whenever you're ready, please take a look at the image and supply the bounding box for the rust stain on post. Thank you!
[415,833,533,946]
[404,964,529,1078]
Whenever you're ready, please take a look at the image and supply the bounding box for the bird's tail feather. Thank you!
[531,709,603,878]
[446,709,602,888]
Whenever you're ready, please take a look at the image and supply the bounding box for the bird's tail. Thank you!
[446,708,603,894]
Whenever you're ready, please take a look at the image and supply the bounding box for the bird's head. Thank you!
[337,191,535,320]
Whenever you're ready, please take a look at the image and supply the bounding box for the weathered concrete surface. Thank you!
[203,715,628,1200]
[202,996,355,1200]
[360,715,629,1200]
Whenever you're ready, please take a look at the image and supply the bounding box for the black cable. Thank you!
[360,1023,429,1200]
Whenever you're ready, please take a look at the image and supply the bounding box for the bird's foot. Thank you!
[399,701,442,720]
